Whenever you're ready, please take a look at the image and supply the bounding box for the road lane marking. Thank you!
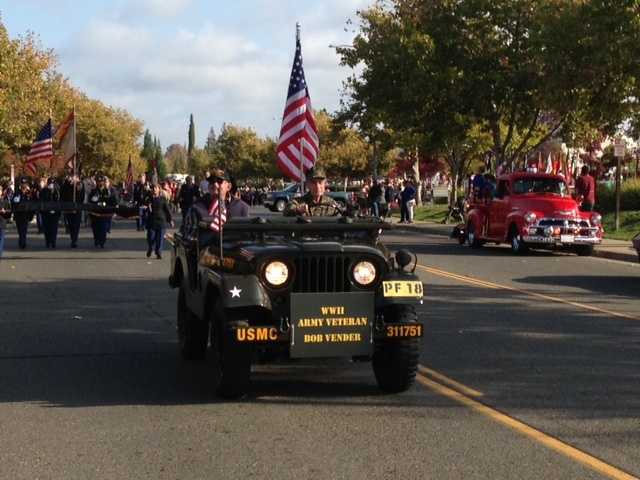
[417,264,640,321]
[415,372,639,480]
[418,365,483,397]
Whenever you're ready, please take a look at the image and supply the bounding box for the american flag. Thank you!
[276,29,319,181]
[25,119,54,175]
[208,198,227,232]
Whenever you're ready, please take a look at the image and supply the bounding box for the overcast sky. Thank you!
[0,0,370,148]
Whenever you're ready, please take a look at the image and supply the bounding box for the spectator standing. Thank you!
[368,179,384,218]
[199,171,210,196]
[400,179,416,224]
[575,165,596,212]
[228,185,250,218]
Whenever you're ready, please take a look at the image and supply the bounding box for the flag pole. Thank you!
[296,22,304,193]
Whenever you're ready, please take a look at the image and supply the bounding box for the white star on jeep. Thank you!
[229,286,242,298]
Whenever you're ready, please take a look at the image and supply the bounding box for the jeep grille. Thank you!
[293,256,352,293]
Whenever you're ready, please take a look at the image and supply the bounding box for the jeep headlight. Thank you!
[352,261,376,286]
[264,261,289,287]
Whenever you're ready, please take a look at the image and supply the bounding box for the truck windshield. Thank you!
[513,178,568,196]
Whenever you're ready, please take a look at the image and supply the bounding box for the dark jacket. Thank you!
[228,198,249,218]
[145,194,173,229]
[0,198,9,230]
[11,189,35,224]
[88,187,118,207]
[178,183,199,211]
[60,180,85,203]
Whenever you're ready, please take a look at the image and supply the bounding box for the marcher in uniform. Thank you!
[88,174,118,248]
[40,177,61,248]
[60,174,85,248]
[284,167,343,217]
[144,183,174,259]
[12,178,35,250]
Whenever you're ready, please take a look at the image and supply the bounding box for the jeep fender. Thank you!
[376,272,424,308]
[213,273,273,311]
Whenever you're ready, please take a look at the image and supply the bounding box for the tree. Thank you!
[204,127,216,155]
[165,144,187,172]
[187,113,195,172]
[339,0,640,173]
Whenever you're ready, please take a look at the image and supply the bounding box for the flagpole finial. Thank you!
[296,22,301,41]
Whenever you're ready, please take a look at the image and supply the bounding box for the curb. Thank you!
[389,223,639,265]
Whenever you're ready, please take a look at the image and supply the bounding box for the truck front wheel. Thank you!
[372,305,421,393]
[177,285,208,361]
[509,225,529,255]
[210,302,252,399]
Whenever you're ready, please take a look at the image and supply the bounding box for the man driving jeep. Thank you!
[284,166,343,217]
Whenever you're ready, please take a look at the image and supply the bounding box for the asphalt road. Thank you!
[0,211,638,480]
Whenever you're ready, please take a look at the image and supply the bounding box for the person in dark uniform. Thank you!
[12,178,35,249]
[88,174,118,248]
[39,177,61,248]
[60,174,85,248]
[133,174,148,231]
[144,183,174,259]
[284,167,343,217]
[178,175,199,223]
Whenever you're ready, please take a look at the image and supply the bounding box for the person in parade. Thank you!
[177,175,199,223]
[284,167,343,217]
[60,173,85,248]
[34,176,47,234]
[88,174,118,248]
[39,177,62,248]
[144,183,174,259]
[12,178,35,250]
[185,169,232,244]
[133,174,148,231]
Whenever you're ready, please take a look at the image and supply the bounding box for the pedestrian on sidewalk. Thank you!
[575,166,596,212]
[144,183,174,259]
[400,179,416,224]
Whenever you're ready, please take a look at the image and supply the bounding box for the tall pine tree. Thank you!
[187,114,195,173]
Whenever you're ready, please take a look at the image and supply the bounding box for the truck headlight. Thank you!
[352,261,376,286]
[264,261,289,287]
[524,212,537,224]
[590,213,602,226]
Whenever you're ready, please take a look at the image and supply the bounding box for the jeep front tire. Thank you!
[372,305,420,393]
[210,301,252,398]
[177,285,208,361]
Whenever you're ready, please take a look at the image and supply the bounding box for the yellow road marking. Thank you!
[415,373,638,480]
[418,365,483,397]
[417,264,640,321]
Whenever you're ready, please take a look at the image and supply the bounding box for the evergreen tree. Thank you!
[204,127,217,155]
[187,114,195,172]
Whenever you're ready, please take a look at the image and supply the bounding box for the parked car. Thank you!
[459,172,603,256]
[632,232,640,263]
[263,183,353,212]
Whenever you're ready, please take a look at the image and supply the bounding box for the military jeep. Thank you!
[169,215,424,398]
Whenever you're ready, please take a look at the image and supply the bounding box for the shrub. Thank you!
[596,178,640,213]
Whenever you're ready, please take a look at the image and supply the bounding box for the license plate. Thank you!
[382,280,423,297]
[385,323,423,338]
[560,235,575,243]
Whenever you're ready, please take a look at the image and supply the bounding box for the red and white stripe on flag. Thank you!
[208,199,227,232]
[276,34,319,182]
[24,119,54,175]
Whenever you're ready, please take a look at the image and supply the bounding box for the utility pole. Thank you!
[613,137,626,231]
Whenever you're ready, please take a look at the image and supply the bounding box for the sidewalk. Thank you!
[387,218,639,264]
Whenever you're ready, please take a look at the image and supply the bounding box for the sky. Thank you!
[0,0,370,149]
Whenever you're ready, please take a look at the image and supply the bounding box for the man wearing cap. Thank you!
[284,167,343,217]
[88,174,118,248]
[60,174,85,248]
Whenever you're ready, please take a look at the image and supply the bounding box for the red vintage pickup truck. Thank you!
[461,172,603,256]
